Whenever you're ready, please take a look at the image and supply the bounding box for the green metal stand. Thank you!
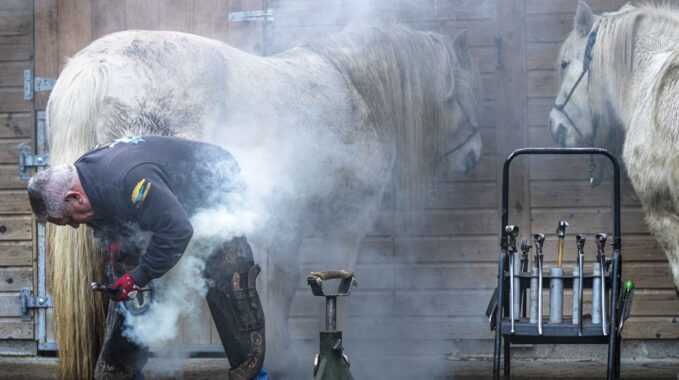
[308,270,357,380]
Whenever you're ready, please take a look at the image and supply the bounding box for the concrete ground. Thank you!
[0,356,677,379]
[1,340,678,379]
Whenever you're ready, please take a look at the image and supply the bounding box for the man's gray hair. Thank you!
[27,164,77,223]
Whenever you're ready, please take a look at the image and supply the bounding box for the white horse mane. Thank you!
[552,1,679,292]
[306,24,481,216]
[575,3,679,118]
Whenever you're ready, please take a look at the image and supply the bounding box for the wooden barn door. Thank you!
[0,0,39,356]
[30,0,268,354]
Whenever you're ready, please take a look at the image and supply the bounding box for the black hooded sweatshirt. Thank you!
[75,136,243,286]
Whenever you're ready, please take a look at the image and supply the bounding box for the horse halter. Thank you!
[553,27,600,141]
[442,96,479,160]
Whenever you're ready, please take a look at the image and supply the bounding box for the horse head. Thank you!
[548,0,601,148]
[441,29,482,174]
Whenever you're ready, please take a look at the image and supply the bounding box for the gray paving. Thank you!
[0,356,677,379]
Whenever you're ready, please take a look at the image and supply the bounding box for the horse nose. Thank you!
[464,150,477,172]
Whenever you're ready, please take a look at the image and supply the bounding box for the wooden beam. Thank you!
[495,0,530,234]
[0,267,32,291]
[34,0,57,110]
[0,113,31,138]
[0,293,20,317]
[90,0,125,40]
[0,164,27,189]
[0,190,29,213]
[0,138,30,163]
[0,215,32,240]
[158,0,193,33]
[0,35,31,62]
[0,339,36,355]
[0,319,33,339]
[0,88,29,112]
[193,0,229,41]
[57,0,91,71]
[125,0,159,30]
[0,9,31,36]
[0,241,32,266]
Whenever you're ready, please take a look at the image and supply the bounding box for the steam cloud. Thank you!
[115,1,483,378]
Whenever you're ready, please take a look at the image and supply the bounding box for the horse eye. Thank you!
[560,61,569,69]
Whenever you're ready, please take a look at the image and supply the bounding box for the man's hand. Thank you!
[113,273,141,302]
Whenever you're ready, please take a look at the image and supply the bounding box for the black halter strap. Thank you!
[553,27,599,141]
[442,96,479,160]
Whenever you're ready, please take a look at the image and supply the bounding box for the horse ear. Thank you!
[575,0,594,37]
[452,29,471,69]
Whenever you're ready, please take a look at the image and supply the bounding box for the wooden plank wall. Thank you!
[0,0,35,355]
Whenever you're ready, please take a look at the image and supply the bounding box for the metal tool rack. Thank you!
[492,148,623,379]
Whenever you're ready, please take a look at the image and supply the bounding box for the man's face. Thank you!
[47,195,96,228]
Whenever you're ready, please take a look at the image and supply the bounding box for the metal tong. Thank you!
[533,233,545,335]
[617,280,635,336]
[575,234,586,336]
[520,237,531,317]
[91,282,151,299]
[506,225,519,333]
[595,233,608,336]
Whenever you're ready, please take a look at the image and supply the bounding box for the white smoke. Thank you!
[111,1,484,378]
[121,186,269,364]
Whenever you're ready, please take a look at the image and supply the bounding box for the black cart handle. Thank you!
[501,148,621,251]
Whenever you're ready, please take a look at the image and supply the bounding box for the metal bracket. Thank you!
[228,9,274,23]
[19,145,50,180]
[20,288,53,322]
[308,275,357,297]
[23,69,57,100]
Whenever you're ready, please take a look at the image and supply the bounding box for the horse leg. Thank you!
[261,236,306,378]
[643,206,679,294]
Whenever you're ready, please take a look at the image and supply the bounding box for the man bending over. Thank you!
[28,135,266,380]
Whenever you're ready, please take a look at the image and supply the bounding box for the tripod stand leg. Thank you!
[504,339,511,377]
[493,250,507,380]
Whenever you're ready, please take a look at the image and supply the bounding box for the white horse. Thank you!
[549,1,679,292]
[46,25,482,378]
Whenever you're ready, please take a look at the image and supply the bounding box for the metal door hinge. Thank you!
[20,288,53,322]
[229,9,274,23]
[19,145,50,180]
[24,69,57,100]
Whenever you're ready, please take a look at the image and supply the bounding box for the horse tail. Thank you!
[46,53,109,380]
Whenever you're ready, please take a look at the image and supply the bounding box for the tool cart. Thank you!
[489,148,634,379]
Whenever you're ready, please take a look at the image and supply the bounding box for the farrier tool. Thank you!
[485,288,499,330]
[520,237,531,317]
[575,234,586,336]
[595,233,608,336]
[91,282,153,315]
[556,220,569,269]
[533,233,545,335]
[506,225,519,333]
[617,280,635,336]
